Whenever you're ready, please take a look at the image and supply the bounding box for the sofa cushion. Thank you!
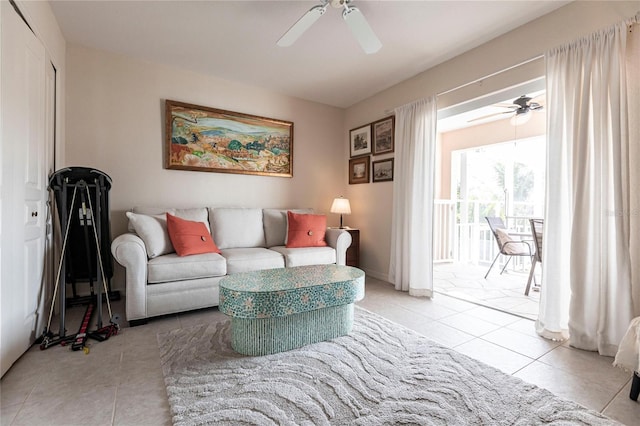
[147,252,227,283]
[210,208,265,249]
[269,246,336,267]
[220,248,284,274]
[129,207,210,232]
[125,212,174,258]
[166,213,221,256]
[286,211,328,248]
[127,207,211,258]
[263,208,313,248]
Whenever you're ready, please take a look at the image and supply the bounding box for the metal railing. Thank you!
[433,199,541,271]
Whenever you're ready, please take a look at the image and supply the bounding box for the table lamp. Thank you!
[330,197,351,229]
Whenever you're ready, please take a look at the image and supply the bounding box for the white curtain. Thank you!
[539,17,639,356]
[388,96,437,297]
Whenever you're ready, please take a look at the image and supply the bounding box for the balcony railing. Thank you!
[433,199,541,271]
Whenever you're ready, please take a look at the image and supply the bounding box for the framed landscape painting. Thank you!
[350,124,371,157]
[372,158,394,182]
[165,100,293,177]
[372,116,394,155]
[349,156,369,184]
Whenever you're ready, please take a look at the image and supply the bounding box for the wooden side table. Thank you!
[344,228,360,268]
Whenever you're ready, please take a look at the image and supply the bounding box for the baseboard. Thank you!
[360,268,391,284]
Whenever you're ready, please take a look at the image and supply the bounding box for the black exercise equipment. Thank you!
[39,167,120,351]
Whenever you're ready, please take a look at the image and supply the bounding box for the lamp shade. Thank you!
[330,197,351,215]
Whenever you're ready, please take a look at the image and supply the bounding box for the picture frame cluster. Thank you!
[348,116,395,184]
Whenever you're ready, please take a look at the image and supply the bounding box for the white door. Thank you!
[1,1,48,377]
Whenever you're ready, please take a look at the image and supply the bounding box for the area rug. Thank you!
[157,307,618,425]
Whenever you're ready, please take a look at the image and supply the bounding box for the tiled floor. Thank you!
[434,261,541,320]
[1,277,638,425]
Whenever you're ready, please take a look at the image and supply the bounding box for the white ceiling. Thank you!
[49,0,569,108]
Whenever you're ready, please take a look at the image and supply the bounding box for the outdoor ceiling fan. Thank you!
[277,0,382,54]
[469,95,545,123]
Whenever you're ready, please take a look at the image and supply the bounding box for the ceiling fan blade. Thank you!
[494,103,519,109]
[342,6,381,54]
[277,4,327,47]
[467,111,512,123]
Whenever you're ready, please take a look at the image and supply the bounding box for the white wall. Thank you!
[343,1,639,281]
[65,46,346,290]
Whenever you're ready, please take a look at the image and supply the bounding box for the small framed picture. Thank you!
[372,158,394,183]
[349,156,369,184]
[350,124,371,157]
[372,116,394,155]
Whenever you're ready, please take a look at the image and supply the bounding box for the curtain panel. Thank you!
[388,97,437,297]
[540,17,639,355]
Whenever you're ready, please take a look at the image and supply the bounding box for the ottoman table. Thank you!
[219,264,365,356]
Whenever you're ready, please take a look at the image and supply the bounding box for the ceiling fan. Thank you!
[469,95,544,123]
[277,0,382,54]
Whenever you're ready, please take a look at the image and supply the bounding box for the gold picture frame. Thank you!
[165,100,293,177]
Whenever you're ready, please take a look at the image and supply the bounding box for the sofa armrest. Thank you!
[325,228,352,266]
[111,233,148,320]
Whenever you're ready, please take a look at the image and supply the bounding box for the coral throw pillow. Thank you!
[166,213,220,256]
[286,211,327,248]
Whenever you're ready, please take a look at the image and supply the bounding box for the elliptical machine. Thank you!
[39,167,120,351]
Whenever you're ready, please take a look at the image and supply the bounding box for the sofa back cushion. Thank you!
[263,208,313,248]
[209,208,265,249]
[126,207,210,258]
[129,207,210,232]
[126,212,173,258]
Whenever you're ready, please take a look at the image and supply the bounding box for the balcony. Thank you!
[433,199,541,319]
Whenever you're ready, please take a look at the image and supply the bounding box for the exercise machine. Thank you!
[39,167,120,351]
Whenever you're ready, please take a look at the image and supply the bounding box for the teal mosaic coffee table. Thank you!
[219,264,365,356]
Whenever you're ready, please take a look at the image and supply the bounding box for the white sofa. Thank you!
[110,207,352,325]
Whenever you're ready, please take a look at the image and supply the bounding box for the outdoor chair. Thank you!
[484,216,533,279]
[525,218,543,296]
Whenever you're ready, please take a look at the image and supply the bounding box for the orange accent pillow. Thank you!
[166,213,220,256]
[286,211,327,248]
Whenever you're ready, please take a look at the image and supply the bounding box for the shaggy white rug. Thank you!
[157,307,619,425]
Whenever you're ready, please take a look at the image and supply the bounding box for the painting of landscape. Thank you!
[165,100,293,177]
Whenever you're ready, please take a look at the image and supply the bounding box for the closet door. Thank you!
[1,1,48,377]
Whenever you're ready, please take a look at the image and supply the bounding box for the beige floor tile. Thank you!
[602,381,640,426]
[113,379,171,426]
[0,402,21,425]
[455,338,535,374]
[400,298,459,320]
[481,327,561,359]
[409,321,475,348]
[538,345,630,390]
[12,383,116,426]
[514,361,620,412]
[437,312,503,337]
[431,294,479,312]
[465,306,522,326]
[504,317,539,337]
[0,274,632,425]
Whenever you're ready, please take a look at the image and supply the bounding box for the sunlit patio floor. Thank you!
[434,262,540,320]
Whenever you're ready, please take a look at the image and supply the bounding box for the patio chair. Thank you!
[484,216,533,279]
[525,218,543,296]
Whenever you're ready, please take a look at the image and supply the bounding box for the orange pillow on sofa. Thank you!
[166,213,220,256]
[286,211,327,248]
